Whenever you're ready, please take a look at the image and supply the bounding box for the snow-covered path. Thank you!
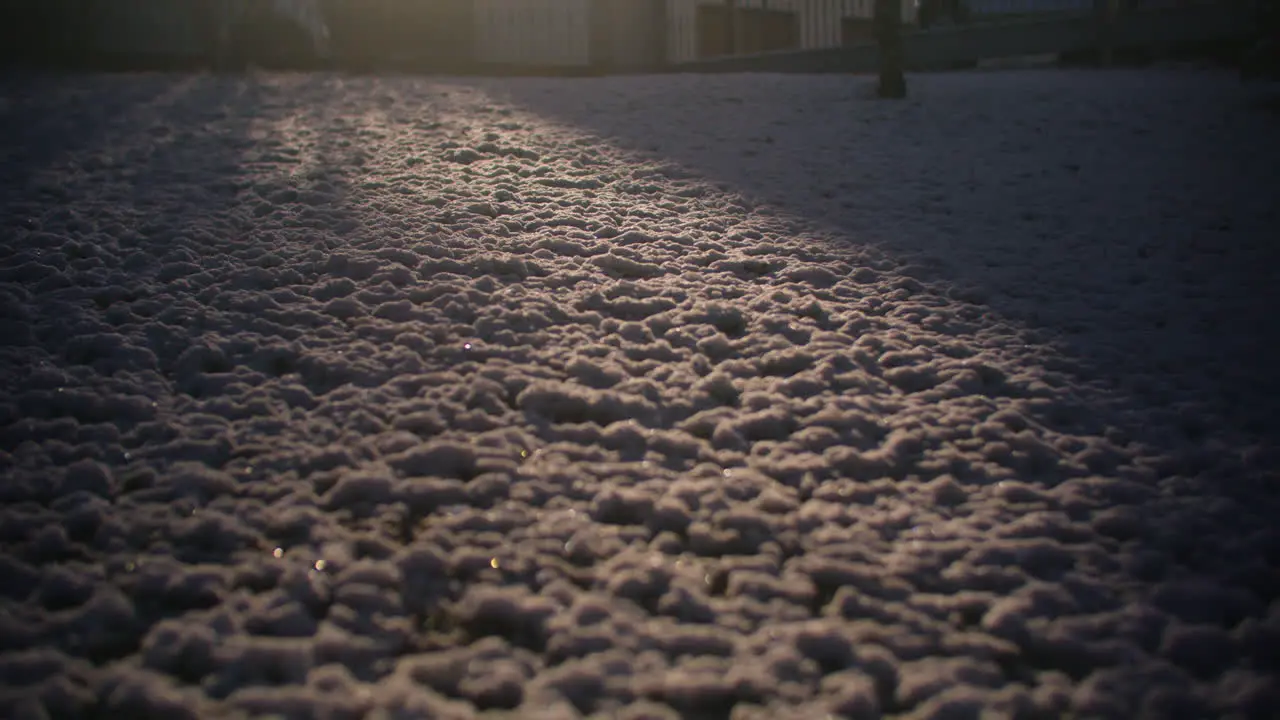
[0,69,1277,719]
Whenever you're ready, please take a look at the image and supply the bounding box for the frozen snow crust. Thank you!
[0,69,1277,719]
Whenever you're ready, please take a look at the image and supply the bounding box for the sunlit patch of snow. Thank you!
[0,68,1277,719]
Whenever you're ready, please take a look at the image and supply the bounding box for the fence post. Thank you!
[875,0,906,96]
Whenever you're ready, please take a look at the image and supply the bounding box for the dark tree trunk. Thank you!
[874,0,906,98]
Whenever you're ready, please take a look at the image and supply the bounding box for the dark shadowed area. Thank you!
[457,69,1280,446]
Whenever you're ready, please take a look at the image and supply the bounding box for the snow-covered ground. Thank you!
[0,68,1278,719]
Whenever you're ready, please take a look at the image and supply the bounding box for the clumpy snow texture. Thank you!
[1,68,1278,719]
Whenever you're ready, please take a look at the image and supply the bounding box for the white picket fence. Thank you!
[471,0,1094,67]
[473,0,592,66]
[82,0,1102,70]
[465,0,913,66]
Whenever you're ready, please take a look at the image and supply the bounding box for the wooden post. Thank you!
[875,0,906,97]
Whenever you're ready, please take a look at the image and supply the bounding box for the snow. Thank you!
[1,66,1278,718]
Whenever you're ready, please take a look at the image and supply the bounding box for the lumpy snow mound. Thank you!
[0,69,1277,719]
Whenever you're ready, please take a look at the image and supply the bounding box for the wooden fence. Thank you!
[0,0,1229,73]
[474,0,591,66]
[467,0,1098,66]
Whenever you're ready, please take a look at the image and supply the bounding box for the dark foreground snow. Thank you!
[0,68,1278,719]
